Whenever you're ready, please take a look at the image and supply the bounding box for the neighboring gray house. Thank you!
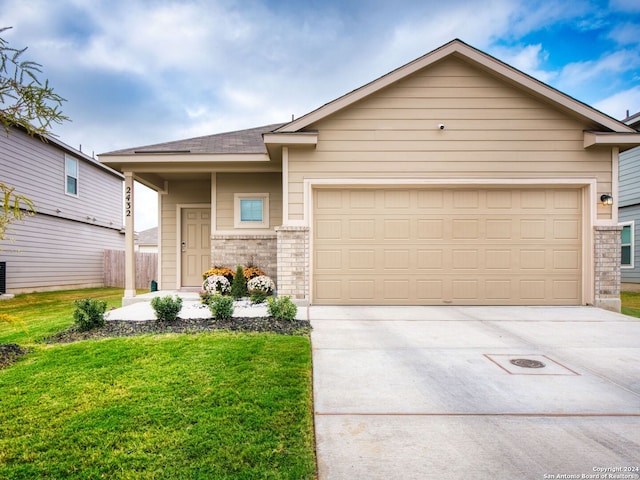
[619,112,640,286]
[0,126,124,293]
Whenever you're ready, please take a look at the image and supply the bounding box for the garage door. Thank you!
[313,187,582,305]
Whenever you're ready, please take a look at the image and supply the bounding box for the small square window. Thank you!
[65,155,78,196]
[234,193,269,228]
[240,199,264,222]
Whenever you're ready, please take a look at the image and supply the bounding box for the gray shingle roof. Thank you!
[104,123,286,155]
[136,227,157,245]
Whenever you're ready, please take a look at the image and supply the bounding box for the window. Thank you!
[621,222,634,268]
[65,155,78,196]
[240,199,264,222]
[234,193,269,228]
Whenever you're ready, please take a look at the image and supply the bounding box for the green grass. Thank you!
[0,288,128,343]
[621,290,640,318]
[0,289,316,479]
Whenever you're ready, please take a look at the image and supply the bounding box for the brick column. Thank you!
[276,226,309,303]
[594,225,622,312]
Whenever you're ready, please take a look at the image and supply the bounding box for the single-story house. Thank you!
[100,39,640,311]
[618,111,640,286]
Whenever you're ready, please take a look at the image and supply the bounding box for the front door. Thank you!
[181,208,211,287]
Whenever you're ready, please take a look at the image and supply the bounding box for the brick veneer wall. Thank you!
[594,225,622,312]
[210,234,277,282]
[276,226,309,301]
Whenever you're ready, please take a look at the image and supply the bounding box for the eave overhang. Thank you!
[100,152,270,165]
[583,132,640,152]
[263,132,318,161]
[263,132,318,146]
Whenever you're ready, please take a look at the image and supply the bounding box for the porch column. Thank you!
[124,172,136,299]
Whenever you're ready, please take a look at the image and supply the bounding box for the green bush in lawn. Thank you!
[231,265,247,299]
[151,295,183,322]
[208,294,235,320]
[267,296,297,321]
[73,298,107,331]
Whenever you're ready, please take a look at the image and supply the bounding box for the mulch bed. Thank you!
[0,343,29,369]
[1,317,311,369]
[43,316,312,344]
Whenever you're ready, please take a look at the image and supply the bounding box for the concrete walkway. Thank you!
[309,306,640,480]
[105,291,308,321]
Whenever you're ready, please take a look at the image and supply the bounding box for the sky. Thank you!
[1,0,640,230]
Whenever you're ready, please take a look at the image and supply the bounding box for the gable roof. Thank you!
[103,123,285,156]
[275,39,635,135]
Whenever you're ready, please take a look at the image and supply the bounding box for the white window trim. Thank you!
[620,221,634,269]
[64,155,79,197]
[234,193,269,229]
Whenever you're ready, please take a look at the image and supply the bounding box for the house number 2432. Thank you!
[125,186,132,217]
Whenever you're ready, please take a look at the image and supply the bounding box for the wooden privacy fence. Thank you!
[104,249,158,289]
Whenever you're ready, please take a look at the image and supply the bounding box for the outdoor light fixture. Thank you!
[600,194,613,205]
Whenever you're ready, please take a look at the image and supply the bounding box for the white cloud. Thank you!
[556,49,640,91]
[593,85,640,120]
[489,43,556,83]
[607,22,640,46]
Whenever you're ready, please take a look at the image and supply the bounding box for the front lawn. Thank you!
[621,290,640,318]
[0,287,127,343]
[0,289,316,479]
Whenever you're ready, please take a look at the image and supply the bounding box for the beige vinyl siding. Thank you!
[160,180,211,289]
[286,57,612,221]
[215,173,282,231]
[4,214,124,293]
[1,128,123,229]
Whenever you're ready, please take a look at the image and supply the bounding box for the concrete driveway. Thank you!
[309,306,640,480]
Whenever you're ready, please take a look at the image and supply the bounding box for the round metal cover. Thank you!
[510,358,546,369]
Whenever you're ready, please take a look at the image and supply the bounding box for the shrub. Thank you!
[151,295,183,322]
[73,298,107,331]
[250,291,268,304]
[199,291,212,305]
[267,296,297,321]
[202,267,234,282]
[243,266,265,280]
[231,265,247,299]
[208,294,235,320]
[202,275,231,295]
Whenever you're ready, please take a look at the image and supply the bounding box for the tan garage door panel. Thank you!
[313,188,582,305]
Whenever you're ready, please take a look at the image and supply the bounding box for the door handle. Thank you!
[181,241,186,253]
